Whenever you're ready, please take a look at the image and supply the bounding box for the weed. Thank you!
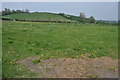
[8,40,14,43]
[32,59,41,64]
[36,52,40,55]
[45,67,52,72]
[108,66,117,71]
[87,74,99,78]
[89,53,96,58]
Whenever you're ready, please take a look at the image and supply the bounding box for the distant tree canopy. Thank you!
[79,13,95,23]
[89,16,95,23]
[59,12,96,23]
[79,13,86,22]
[2,8,30,15]
[59,13,65,16]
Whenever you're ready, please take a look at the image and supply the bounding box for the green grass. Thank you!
[2,21,118,78]
[2,13,74,22]
[0,20,2,79]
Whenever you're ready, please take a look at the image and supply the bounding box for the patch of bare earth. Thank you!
[17,56,118,78]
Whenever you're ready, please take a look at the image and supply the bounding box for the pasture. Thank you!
[2,21,118,78]
[2,13,75,23]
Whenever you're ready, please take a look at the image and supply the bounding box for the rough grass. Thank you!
[2,21,118,78]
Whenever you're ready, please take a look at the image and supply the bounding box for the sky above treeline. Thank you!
[2,2,118,21]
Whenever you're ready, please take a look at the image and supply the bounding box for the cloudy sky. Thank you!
[2,1,119,21]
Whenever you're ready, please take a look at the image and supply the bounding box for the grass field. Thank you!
[0,20,2,79]
[2,21,118,78]
[2,13,75,22]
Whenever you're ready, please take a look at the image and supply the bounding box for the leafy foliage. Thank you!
[89,16,95,23]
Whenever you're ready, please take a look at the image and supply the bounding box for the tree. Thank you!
[25,9,29,13]
[16,10,22,13]
[79,13,86,23]
[0,11,2,16]
[2,8,30,15]
[3,8,11,15]
[4,8,8,15]
[12,10,16,13]
[89,16,95,23]
[59,13,64,16]
[7,8,11,14]
[22,9,25,13]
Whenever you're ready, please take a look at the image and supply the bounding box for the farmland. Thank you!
[2,20,118,78]
[2,13,76,23]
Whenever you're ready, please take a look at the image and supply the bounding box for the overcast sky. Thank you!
[2,2,119,21]
[2,0,120,2]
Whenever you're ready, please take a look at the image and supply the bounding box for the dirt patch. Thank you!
[17,56,118,78]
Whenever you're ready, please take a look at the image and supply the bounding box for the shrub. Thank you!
[59,13,64,16]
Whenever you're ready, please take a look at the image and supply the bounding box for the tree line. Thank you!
[59,13,95,23]
[2,8,30,15]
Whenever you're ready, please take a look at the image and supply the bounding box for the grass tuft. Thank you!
[32,59,41,64]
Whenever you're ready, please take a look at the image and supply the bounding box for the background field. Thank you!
[2,20,118,77]
[2,13,77,23]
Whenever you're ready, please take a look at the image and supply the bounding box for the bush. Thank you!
[59,13,64,16]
